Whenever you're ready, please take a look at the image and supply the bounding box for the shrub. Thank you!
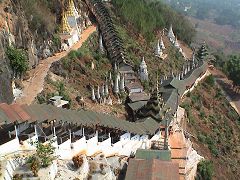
[13,174,23,180]
[208,144,219,157]
[197,133,206,143]
[215,88,223,98]
[89,162,97,174]
[72,155,84,168]
[28,156,40,177]
[191,94,200,105]
[199,111,206,119]
[6,46,28,78]
[68,50,81,60]
[205,75,215,86]
[28,142,56,177]
[52,34,61,50]
[37,94,46,104]
[196,160,214,180]
[188,111,196,125]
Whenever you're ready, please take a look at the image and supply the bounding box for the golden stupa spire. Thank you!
[66,0,75,17]
[61,11,71,33]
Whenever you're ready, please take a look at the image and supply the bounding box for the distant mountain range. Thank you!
[162,0,240,28]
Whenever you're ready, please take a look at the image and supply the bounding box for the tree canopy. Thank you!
[226,55,240,86]
[196,160,214,180]
[197,43,208,61]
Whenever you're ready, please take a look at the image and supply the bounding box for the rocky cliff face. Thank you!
[0,32,13,104]
[0,0,59,103]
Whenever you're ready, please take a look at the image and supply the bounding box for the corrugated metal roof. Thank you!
[0,62,207,136]
[0,103,19,122]
[161,62,208,97]
[0,103,160,135]
[10,104,31,121]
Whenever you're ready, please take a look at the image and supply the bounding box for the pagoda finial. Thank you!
[66,0,78,17]
[61,11,72,34]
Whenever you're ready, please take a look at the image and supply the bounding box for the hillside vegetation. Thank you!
[112,0,195,45]
[182,75,240,179]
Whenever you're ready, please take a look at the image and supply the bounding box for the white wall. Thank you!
[0,138,20,156]
[38,160,58,180]
[120,133,131,141]
[57,139,71,159]
[99,137,112,156]
[86,135,99,156]
[72,136,87,157]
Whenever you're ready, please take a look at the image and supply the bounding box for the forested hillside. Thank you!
[112,0,195,45]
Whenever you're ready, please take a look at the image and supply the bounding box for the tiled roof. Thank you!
[126,82,143,90]
[125,159,180,180]
[129,92,150,102]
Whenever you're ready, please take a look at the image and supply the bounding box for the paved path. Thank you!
[210,68,240,115]
[16,26,96,105]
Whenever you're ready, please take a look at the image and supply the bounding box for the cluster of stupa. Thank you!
[91,77,112,105]
[167,25,186,58]
[155,36,166,59]
[160,53,199,82]
[154,25,186,59]
[113,64,126,94]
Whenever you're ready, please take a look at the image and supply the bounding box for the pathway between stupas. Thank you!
[16,25,96,105]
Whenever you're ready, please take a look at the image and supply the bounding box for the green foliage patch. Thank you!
[196,160,214,180]
[6,46,28,78]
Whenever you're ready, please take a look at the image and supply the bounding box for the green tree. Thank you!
[28,142,56,176]
[196,160,214,180]
[226,55,240,86]
[197,43,208,61]
[6,46,28,78]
